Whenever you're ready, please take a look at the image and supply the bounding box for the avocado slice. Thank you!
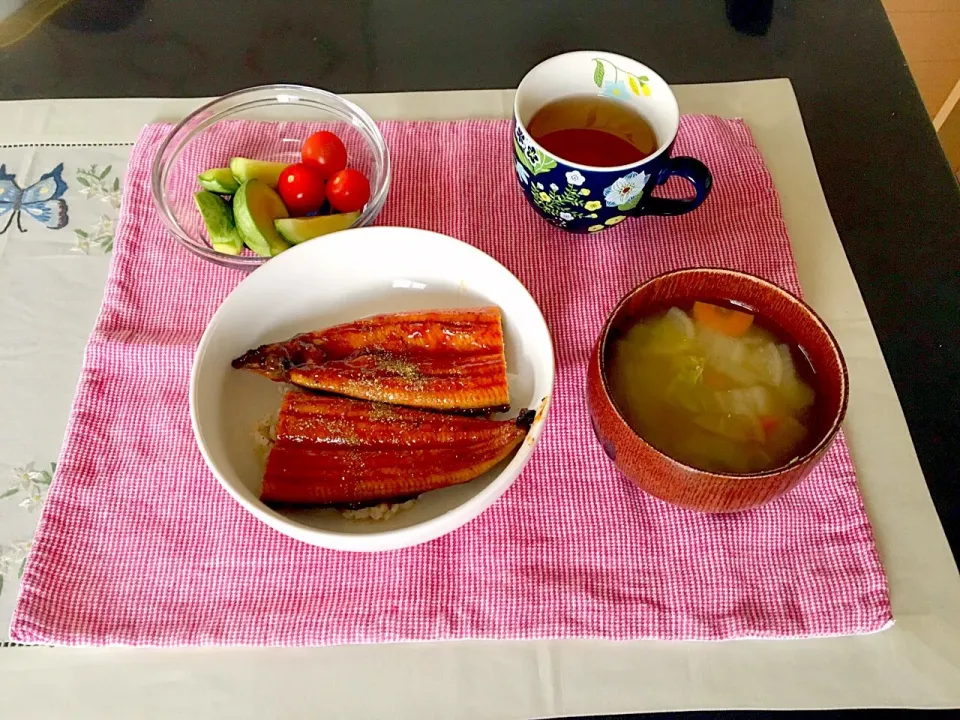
[233,179,291,257]
[194,190,244,255]
[229,158,288,189]
[274,211,361,245]
[198,167,240,195]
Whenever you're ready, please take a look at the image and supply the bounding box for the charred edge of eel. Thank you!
[231,337,327,379]
[515,408,536,429]
[270,494,422,512]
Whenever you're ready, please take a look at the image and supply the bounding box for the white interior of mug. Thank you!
[514,51,680,171]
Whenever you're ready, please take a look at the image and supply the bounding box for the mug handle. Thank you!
[637,157,713,216]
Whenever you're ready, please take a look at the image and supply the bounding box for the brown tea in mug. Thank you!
[527,95,658,167]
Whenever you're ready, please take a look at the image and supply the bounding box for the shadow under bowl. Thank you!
[586,268,849,513]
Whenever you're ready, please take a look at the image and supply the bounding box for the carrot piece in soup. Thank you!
[760,415,781,435]
[692,301,754,337]
[703,366,732,390]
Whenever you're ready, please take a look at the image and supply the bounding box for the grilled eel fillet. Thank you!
[262,392,533,506]
[232,307,510,412]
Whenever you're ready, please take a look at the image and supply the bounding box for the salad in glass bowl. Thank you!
[151,84,390,270]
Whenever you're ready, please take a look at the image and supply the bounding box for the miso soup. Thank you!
[606,301,819,474]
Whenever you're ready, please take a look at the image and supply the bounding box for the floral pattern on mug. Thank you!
[512,117,652,229]
[514,130,557,177]
[513,54,712,233]
[602,80,629,99]
[531,181,591,227]
[592,57,651,97]
[515,161,530,185]
[603,171,649,210]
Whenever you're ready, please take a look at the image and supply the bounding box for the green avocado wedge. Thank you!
[194,191,244,255]
[233,180,291,257]
[229,157,288,189]
[274,211,361,244]
[197,167,240,194]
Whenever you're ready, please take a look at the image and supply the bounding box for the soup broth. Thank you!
[606,301,819,474]
[527,95,658,167]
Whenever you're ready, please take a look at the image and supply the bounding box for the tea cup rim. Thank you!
[596,267,850,480]
[514,50,680,173]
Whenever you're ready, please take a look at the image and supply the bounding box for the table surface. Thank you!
[2,82,958,714]
[0,1,959,717]
[2,0,958,559]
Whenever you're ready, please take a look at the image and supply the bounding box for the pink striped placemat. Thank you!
[11,117,892,646]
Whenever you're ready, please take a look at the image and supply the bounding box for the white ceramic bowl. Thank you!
[190,226,555,551]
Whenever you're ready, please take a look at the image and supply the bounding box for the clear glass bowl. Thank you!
[151,84,391,270]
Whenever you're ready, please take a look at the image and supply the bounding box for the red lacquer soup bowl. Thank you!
[586,268,849,513]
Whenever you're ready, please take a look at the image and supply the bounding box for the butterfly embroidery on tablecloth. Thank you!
[0,163,69,234]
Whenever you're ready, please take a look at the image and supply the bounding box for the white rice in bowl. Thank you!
[339,499,417,521]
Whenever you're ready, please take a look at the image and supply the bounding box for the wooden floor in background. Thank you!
[882,0,960,174]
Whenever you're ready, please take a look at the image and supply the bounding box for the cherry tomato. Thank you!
[277,163,326,216]
[326,169,371,213]
[300,131,348,178]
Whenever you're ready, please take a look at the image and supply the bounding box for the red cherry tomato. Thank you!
[326,169,371,213]
[277,163,327,216]
[301,131,348,179]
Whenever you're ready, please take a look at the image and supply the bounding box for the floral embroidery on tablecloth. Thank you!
[0,541,32,598]
[73,164,120,253]
[0,463,54,598]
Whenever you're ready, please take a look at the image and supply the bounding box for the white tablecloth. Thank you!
[0,80,958,716]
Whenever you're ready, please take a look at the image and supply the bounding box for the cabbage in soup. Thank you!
[606,301,818,474]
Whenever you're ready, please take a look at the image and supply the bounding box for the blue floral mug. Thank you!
[513,51,712,233]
